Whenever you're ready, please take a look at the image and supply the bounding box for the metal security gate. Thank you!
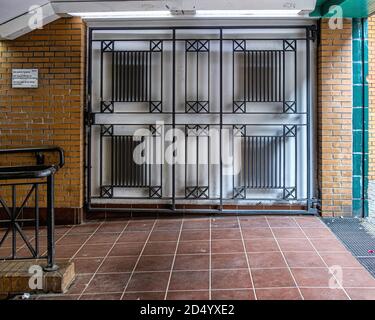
[86,23,317,215]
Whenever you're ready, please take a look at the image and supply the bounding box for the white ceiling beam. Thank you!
[0,3,60,40]
[52,0,317,13]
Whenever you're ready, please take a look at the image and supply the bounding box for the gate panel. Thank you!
[87,24,317,214]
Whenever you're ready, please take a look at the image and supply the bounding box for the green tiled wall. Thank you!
[352,18,369,217]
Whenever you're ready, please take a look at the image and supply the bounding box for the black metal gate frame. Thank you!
[86,24,318,215]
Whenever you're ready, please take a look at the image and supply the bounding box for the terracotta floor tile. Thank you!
[55,226,74,234]
[127,272,170,292]
[96,223,128,233]
[80,293,122,300]
[211,229,241,240]
[58,234,91,245]
[117,231,150,243]
[272,228,306,239]
[169,271,209,290]
[310,239,347,252]
[0,247,12,257]
[302,227,336,239]
[143,241,177,255]
[241,228,273,239]
[320,252,363,268]
[248,252,287,269]
[240,219,269,228]
[55,244,81,259]
[167,290,209,300]
[177,241,209,254]
[98,256,138,273]
[267,217,298,228]
[109,243,144,256]
[75,244,113,258]
[277,238,315,252]
[86,233,120,245]
[28,216,375,301]
[85,273,130,293]
[182,219,210,230]
[211,269,252,289]
[149,230,180,242]
[252,268,296,288]
[69,224,100,234]
[256,288,302,300]
[341,268,375,288]
[135,255,174,272]
[122,292,165,300]
[180,230,210,241]
[211,289,255,300]
[173,254,209,270]
[300,288,349,300]
[154,220,182,231]
[66,274,92,294]
[284,252,326,268]
[292,268,332,287]
[296,218,326,228]
[71,258,103,274]
[211,240,244,254]
[346,288,375,300]
[244,238,279,253]
[17,246,47,258]
[126,221,155,231]
[211,253,248,269]
[211,219,239,229]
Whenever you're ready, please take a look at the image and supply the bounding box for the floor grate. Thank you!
[323,217,375,277]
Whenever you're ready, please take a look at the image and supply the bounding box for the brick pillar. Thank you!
[318,19,353,216]
[0,18,86,223]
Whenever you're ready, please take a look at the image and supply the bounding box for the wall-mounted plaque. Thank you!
[12,69,38,88]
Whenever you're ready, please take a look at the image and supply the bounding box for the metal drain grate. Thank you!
[323,218,375,278]
[358,258,375,277]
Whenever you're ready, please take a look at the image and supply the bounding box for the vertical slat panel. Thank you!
[112,135,149,188]
[244,135,286,190]
[244,50,284,103]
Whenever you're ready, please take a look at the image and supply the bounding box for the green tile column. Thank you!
[352,18,369,217]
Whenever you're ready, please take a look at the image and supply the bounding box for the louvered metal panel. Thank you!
[244,136,284,189]
[111,135,148,187]
[244,50,284,103]
[112,51,150,102]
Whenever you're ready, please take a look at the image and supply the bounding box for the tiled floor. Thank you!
[2,215,375,300]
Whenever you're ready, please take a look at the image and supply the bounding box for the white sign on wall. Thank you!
[12,69,38,88]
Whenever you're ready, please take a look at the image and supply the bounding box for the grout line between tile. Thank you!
[209,217,212,300]
[77,220,131,300]
[120,220,157,300]
[265,216,304,300]
[69,222,105,260]
[164,218,184,300]
[292,217,352,300]
[237,216,257,300]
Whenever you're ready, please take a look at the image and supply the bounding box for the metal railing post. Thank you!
[44,174,58,272]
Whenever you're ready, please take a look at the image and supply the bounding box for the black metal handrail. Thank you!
[0,146,65,272]
[0,146,65,169]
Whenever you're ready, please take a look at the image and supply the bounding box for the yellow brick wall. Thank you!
[318,19,353,216]
[0,18,86,209]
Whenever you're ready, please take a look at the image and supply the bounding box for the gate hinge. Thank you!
[308,25,318,42]
[85,112,95,126]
